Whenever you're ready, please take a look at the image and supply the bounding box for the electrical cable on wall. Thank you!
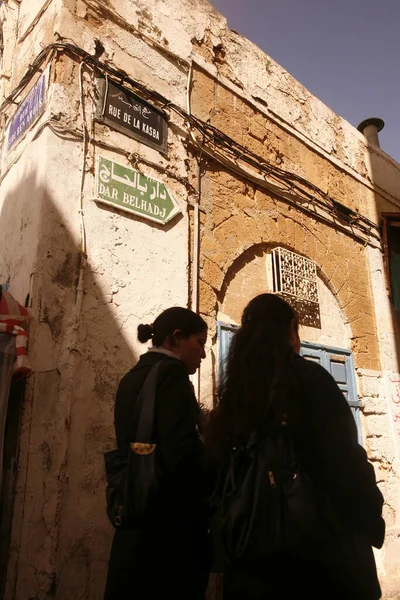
[0,41,387,248]
[75,59,89,321]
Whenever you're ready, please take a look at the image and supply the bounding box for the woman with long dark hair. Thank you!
[207,293,384,600]
[104,307,211,600]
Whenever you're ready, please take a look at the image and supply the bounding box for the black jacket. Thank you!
[104,351,211,600]
[223,354,385,600]
[289,355,384,549]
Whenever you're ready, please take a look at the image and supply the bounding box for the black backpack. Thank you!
[211,414,341,562]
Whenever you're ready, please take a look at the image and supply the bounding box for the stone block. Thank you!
[362,395,387,413]
[278,215,296,246]
[352,335,380,370]
[199,279,217,316]
[364,434,390,463]
[235,192,255,211]
[247,116,269,144]
[357,371,382,398]
[364,413,391,438]
[313,239,331,274]
[202,234,223,264]
[303,231,317,260]
[212,206,232,228]
[213,214,263,268]
[293,220,306,254]
[201,258,224,291]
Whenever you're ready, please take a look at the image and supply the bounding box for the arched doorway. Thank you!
[210,244,361,437]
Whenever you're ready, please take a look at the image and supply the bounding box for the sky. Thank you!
[210,0,400,164]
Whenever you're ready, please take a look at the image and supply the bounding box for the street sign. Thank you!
[7,67,48,150]
[96,79,168,154]
[95,155,181,225]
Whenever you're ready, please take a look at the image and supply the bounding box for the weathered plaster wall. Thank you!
[1,0,400,597]
[6,0,61,89]
[1,3,192,596]
[0,143,46,303]
[3,122,189,600]
[0,1,20,102]
[19,0,50,34]
[0,127,83,598]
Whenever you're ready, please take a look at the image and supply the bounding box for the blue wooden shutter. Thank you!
[217,324,362,441]
[300,342,361,442]
[300,346,323,365]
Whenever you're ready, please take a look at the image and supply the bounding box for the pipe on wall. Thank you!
[357,117,385,148]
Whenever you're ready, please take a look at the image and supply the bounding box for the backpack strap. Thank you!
[129,358,174,444]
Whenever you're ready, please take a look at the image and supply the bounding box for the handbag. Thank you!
[212,415,341,561]
[104,360,163,529]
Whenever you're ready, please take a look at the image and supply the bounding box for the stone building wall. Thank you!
[0,0,399,598]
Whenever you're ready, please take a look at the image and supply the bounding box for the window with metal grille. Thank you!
[271,248,321,328]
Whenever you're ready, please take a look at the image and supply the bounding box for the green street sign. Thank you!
[95,155,181,225]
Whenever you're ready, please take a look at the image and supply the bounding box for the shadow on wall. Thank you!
[0,171,136,599]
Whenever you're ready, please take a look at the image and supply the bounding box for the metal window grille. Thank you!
[271,247,320,328]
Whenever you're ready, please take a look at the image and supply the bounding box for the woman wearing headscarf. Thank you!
[105,307,211,600]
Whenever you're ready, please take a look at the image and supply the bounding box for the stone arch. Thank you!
[200,204,380,372]
[216,241,352,348]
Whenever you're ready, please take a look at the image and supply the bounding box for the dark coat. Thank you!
[223,354,385,600]
[104,351,211,600]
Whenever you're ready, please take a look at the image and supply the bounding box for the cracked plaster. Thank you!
[1,0,400,598]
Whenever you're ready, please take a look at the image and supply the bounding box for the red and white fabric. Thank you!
[0,288,31,376]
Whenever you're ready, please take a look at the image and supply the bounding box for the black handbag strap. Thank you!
[129,358,171,444]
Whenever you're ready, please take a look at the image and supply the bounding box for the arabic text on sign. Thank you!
[95,156,180,225]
